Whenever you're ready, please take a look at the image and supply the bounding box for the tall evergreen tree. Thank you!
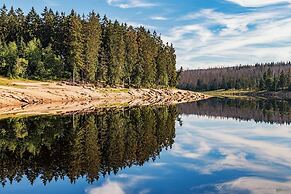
[137,27,157,87]
[24,7,41,42]
[68,11,84,81]
[97,15,110,84]
[40,7,55,47]
[83,11,101,82]
[168,43,177,87]
[124,25,138,86]
[107,20,125,86]
[156,42,169,86]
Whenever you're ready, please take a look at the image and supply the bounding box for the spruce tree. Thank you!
[83,12,101,82]
[278,71,286,90]
[15,8,26,43]
[107,20,125,86]
[156,43,169,86]
[97,15,110,84]
[40,7,55,47]
[137,27,158,87]
[0,5,8,42]
[68,11,84,82]
[124,25,138,86]
[168,43,177,87]
[24,7,41,42]
[7,6,17,42]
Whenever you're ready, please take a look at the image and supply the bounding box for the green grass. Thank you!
[97,88,130,93]
[0,76,38,86]
[203,89,256,99]
[0,76,42,88]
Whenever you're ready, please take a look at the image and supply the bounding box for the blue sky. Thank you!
[2,0,291,69]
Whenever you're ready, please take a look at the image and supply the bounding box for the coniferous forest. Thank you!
[0,5,177,87]
[179,62,291,92]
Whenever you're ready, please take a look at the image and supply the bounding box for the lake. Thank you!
[0,98,290,194]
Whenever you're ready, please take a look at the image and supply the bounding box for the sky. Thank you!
[2,0,291,69]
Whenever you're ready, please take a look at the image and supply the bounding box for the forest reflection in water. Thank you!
[0,106,176,186]
[0,97,290,191]
[178,97,291,125]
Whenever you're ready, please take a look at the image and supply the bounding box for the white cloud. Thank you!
[163,7,291,68]
[218,177,291,194]
[127,21,157,30]
[86,175,155,194]
[150,16,168,21]
[172,115,291,175]
[107,0,157,8]
[86,181,125,194]
[225,0,291,7]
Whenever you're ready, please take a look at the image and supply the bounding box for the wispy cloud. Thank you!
[150,16,168,21]
[172,115,291,176]
[107,0,157,8]
[225,0,291,7]
[85,174,155,194]
[127,21,157,30]
[217,177,291,194]
[163,7,291,68]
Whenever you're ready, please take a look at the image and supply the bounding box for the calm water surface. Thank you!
[0,98,290,194]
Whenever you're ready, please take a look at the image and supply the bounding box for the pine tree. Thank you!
[168,43,177,87]
[107,20,125,86]
[156,43,169,86]
[137,27,157,87]
[68,11,84,82]
[83,12,101,82]
[278,70,286,90]
[15,8,26,43]
[24,7,41,42]
[0,5,8,42]
[124,25,138,86]
[97,15,110,85]
[40,7,55,47]
[7,6,18,42]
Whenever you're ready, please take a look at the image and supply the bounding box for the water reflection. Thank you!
[178,98,291,124]
[0,106,176,186]
[0,98,291,194]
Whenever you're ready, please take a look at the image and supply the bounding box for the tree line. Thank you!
[179,62,291,91]
[0,5,177,87]
[0,105,177,185]
[178,98,291,125]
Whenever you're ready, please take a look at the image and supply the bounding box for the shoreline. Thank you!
[0,78,210,118]
[204,89,291,100]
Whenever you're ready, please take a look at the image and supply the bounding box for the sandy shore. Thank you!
[0,80,209,118]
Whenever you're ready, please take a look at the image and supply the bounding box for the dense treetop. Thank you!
[179,62,291,92]
[0,5,177,87]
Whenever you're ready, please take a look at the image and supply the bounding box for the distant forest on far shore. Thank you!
[0,5,177,87]
[179,62,291,92]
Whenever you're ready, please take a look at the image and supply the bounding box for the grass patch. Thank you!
[97,88,130,93]
[0,76,40,88]
[204,89,256,99]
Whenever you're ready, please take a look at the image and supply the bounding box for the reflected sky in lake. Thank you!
[1,98,291,194]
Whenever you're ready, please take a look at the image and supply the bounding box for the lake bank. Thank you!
[0,77,209,118]
[204,89,291,100]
